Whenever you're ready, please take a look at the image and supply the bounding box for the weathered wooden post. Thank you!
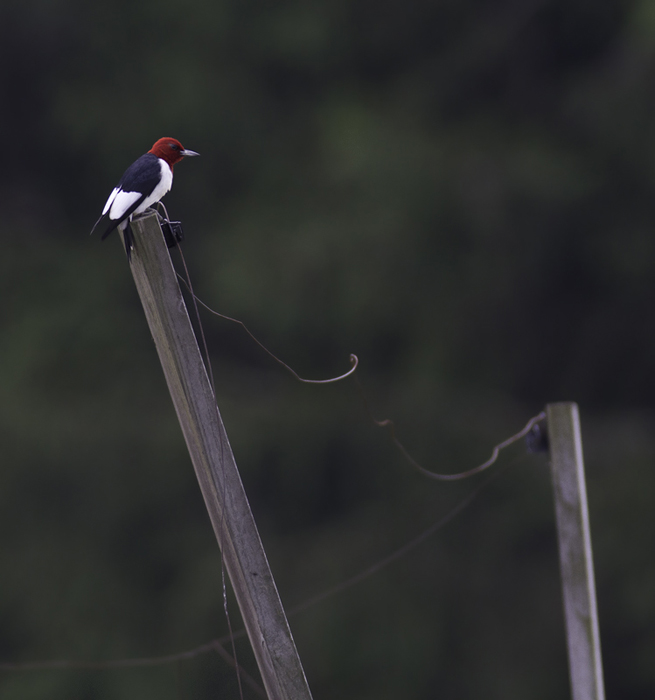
[123,212,313,700]
[546,402,605,700]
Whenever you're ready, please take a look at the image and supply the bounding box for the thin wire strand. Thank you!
[354,372,546,481]
[212,642,267,699]
[175,273,359,384]
[0,638,265,698]
[286,452,522,617]
[174,281,542,483]
[381,411,546,481]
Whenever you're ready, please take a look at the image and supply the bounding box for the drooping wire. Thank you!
[357,380,547,480]
[170,277,545,483]
[175,272,359,384]
[0,441,541,676]
[0,639,265,698]
[286,450,524,617]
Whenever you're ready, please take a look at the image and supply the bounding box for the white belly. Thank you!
[135,158,173,214]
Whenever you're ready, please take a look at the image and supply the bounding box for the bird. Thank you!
[91,137,199,261]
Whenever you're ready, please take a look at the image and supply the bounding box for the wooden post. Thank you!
[123,213,313,700]
[546,402,605,700]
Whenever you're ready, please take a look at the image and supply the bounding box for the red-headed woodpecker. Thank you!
[91,137,199,260]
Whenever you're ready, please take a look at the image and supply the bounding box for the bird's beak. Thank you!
[181,149,200,157]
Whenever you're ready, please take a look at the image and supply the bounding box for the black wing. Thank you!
[91,153,162,240]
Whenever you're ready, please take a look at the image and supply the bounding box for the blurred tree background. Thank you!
[1,0,654,697]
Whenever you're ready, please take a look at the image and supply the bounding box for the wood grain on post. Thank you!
[546,402,605,700]
[123,213,313,700]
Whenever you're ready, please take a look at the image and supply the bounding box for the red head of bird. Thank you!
[149,137,200,168]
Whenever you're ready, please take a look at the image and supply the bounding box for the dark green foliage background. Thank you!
[1,0,654,697]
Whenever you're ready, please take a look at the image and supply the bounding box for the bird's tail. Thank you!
[121,222,134,263]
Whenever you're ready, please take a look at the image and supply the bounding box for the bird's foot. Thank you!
[154,202,185,249]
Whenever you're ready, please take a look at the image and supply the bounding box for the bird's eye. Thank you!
[170,143,180,150]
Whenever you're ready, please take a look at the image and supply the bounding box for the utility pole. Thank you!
[124,213,313,700]
[547,402,605,700]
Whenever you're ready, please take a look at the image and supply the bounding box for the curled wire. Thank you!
[174,272,359,384]
[379,411,547,481]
